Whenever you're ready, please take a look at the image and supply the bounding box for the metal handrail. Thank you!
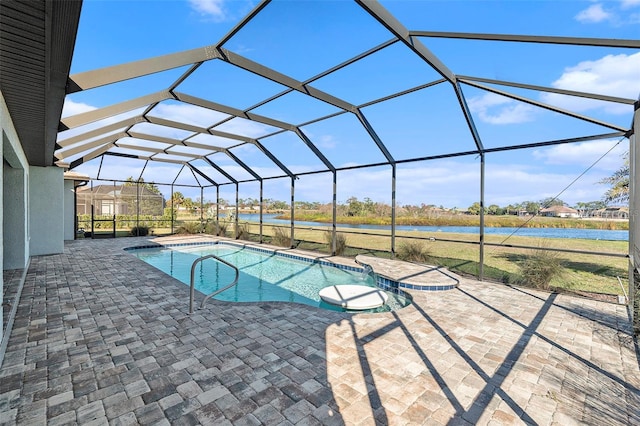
[189,254,239,314]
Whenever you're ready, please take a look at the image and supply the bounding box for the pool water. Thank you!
[130,243,411,312]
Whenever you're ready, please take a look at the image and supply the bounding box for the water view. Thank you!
[237,214,628,241]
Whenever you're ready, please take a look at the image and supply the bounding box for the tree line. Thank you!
[124,153,630,218]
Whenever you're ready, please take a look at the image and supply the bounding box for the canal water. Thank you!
[236,213,628,241]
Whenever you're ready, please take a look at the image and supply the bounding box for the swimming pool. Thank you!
[128,242,411,312]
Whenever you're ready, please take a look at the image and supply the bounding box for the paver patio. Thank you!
[0,236,638,425]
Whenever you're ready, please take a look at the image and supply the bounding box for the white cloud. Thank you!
[532,139,628,170]
[215,118,278,138]
[541,52,640,114]
[467,93,536,124]
[484,167,608,206]
[575,0,640,25]
[621,0,640,9]
[188,0,228,21]
[575,4,612,23]
[316,135,337,149]
[151,103,230,128]
[62,99,96,117]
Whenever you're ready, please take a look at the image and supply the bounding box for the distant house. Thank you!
[539,205,580,218]
[77,184,165,216]
[593,206,629,219]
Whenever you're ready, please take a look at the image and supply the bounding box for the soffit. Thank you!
[0,0,82,166]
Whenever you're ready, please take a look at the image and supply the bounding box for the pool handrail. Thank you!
[189,254,239,314]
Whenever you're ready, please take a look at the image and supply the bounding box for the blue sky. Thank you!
[60,0,640,208]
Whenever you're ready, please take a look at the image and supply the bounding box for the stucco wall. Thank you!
[3,162,28,269]
[64,179,76,241]
[1,90,32,355]
[29,166,64,256]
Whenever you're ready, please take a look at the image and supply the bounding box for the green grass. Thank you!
[242,222,627,295]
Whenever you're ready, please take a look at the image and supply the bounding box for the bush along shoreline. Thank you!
[274,213,628,231]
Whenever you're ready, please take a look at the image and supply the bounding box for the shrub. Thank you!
[176,221,201,234]
[518,245,563,290]
[130,225,149,236]
[78,214,173,229]
[204,221,228,237]
[397,241,432,264]
[237,223,250,240]
[271,227,291,247]
[324,230,347,256]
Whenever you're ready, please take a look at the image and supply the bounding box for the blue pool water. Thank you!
[130,243,411,312]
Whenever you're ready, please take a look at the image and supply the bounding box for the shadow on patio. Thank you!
[324,278,640,425]
[0,237,639,425]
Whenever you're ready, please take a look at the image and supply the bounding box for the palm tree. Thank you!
[600,152,629,204]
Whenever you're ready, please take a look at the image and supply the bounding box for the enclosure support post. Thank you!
[291,177,295,248]
[479,152,486,281]
[200,187,204,233]
[391,164,397,258]
[91,204,95,239]
[136,181,140,236]
[630,135,635,324]
[216,186,220,227]
[259,180,264,244]
[332,171,337,256]
[235,183,239,239]
[171,185,175,234]
[629,100,639,327]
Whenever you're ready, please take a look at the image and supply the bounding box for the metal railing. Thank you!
[189,254,239,314]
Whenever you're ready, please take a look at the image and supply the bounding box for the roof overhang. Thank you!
[0,0,82,166]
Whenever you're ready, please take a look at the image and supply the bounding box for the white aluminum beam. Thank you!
[71,143,116,168]
[57,116,144,147]
[146,157,186,165]
[219,48,356,112]
[67,46,221,93]
[356,0,456,83]
[56,133,126,160]
[458,75,637,105]
[174,91,294,130]
[411,31,640,48]
[145,115,212,135]
[61,91,173,129]
[463,80,629,133]
[355,1,485,151]
[126,131,185,147]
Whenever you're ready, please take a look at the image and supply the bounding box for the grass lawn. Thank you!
[243,222,628,296]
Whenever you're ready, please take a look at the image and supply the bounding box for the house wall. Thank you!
[3,161,28,269]
[29,166,64,256]
[64,180,76,241]
[1,90,32,359]
[1,109,4,353]
[2,94,30,271]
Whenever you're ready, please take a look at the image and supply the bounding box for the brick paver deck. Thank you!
[1,236,638,425]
